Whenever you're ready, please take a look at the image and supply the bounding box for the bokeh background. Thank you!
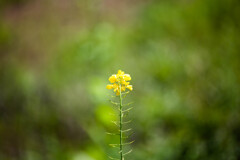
[1,0,240,159]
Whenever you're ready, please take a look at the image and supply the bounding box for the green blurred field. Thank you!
[0,0,240,159]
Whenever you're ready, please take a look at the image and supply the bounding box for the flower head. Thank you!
[106,70,133,95]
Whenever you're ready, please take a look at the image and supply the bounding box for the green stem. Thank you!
[119,84,123,160]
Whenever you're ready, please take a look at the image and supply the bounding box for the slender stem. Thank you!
[119,84,123,160]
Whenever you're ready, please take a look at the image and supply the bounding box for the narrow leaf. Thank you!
[121,128,132,133]
[122,107,133,113]
[106,132,119,135]
[122,120,132,124]
[123,149,133,156]
[123,102,134,107]
[108,156,119,160]
[122,140,135,145]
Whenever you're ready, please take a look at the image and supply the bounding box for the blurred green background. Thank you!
[0,0,240,159]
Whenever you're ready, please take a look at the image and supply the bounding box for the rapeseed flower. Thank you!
[107,70,133,95]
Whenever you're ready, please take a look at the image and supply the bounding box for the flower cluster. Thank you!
[106,70,133,95]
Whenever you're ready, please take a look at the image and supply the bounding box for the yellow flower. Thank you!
[121,86,126,92]
[106,84,114,89]
[106,70,133,95]
[121,81,129,86]
[123,74,131,81]
[126,85,133,91]
[117,70,125,76]
[109,75,117,83]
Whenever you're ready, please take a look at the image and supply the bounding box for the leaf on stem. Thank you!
[106,132,119,135]
[121,128,132,133]
[123,102,134,107]
[122,107,133,113]
[123,149,133,156]
[122,140,135,145]
[108,156,119,160]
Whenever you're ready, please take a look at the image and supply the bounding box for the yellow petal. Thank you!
[121,86,126,91]
[123,74,131,81]
[109,75,117,83]
[116,90,120,96]
[121,80,129,86]
[113,83,118,89]
[114,87,119,92]
[117,70,124,75]
[126,85,133,91]
[106,84,113,89]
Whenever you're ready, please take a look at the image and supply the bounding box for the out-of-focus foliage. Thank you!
[0,0,240,159]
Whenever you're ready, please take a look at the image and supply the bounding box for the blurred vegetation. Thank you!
[0,0,240,159]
